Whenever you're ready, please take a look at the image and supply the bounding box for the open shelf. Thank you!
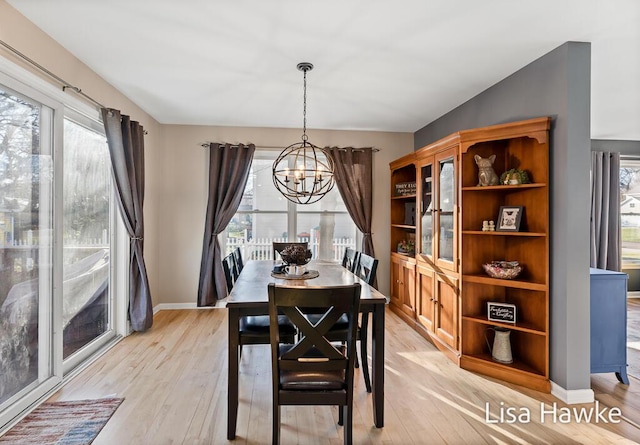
[461,352,545,377]
[462,314,546,336]
[462,183,546,192]
[391,224,416,230]
[392,194,416,200]
[462,274,546,291]
[462,231,546,237]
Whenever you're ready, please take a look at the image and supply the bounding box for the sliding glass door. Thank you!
[0,65,122,430]
[62,115,112,360]
[0,87,54,405]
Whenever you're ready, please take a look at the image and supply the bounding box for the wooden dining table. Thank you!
[226,260,388,440]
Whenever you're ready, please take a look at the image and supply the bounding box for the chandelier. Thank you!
[272,62,335,204]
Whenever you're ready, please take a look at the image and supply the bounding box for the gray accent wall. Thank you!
[414,42,592,392]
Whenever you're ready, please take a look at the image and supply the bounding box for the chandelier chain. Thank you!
[302,68,307,142]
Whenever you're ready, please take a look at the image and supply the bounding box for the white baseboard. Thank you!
[550,381,595,404]
[153,300,227,314]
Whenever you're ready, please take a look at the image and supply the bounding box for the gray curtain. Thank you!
[326,147,375,259]
[198,143,255,306]
[101,108,152,331]
[590,151,621,271]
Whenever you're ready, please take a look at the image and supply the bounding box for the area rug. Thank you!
[0,397,123,445]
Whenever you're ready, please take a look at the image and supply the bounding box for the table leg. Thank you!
[227,308,240,440]
[371,303,385,427]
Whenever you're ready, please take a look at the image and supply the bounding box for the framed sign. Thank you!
[487,302,516,324]
[394,182,416,196]
[496,206,523,231]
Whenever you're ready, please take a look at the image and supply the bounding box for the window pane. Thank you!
[0,88,52,403]
[621,160,640,267]
[245,156,287,212]
[225,149,358,264]
[297,212,356,261]
[226,213,288,260]
[62,119,110,358]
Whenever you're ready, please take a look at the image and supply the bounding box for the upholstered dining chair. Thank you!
[222,253,237,293]
[305,252,377,393]
[268,282,361,445]
[232,247,244,273]
[223,252,296,362]
[341,247,360,273]
[272,242,308,261]
[352,252,379,393]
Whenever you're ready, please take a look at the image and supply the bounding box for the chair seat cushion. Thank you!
[280,369,346,390]
[278,344,346,390]
[239,315,296,335]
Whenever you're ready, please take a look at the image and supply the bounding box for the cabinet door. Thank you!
[416,265,435,332]
[434,149,457,272]
[434,272,458,350]
[401,261,416,317]
[391,255,415,317]
[390,257,403,310]
[419,157,434,260]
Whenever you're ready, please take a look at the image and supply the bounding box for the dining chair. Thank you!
[236,262,296,363]
[341,247,360,273]
[272,242,308,261]
[222,253,237,293]
[353,252,379,393]
[223,252,296,361]
[268,282,361,445]
[232,247,244,273]
[306,252,377,392]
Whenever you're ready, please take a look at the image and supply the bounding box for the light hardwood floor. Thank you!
[47,308,640,444]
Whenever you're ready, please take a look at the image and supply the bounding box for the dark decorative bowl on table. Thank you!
[279,245,312,265]
[482,261,522,280]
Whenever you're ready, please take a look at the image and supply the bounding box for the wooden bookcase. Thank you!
[389,153,417,316]
[458,117,551,392]
[389,117,551,392]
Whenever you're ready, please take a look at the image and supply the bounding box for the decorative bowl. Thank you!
[279,245,312,265]
[482,261,522,280]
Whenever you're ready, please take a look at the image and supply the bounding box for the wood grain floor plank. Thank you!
[43,308,640,444]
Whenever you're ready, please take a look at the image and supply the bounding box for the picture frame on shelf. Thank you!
[488,302,516,324]
[496,206,524,231]
[404,202,416,225]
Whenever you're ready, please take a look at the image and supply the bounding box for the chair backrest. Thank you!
[268,283,361,387]
[341,247,360,273]
[355,253,378,286]
[232,247,244,273]
[272,242,308,260]
[222,253,237,292]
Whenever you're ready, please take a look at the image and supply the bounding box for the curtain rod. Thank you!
[0,39,106,110]
[200,142,380,152]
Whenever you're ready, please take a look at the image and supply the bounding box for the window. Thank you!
[0,86,54,405]
[0,63,122,429]
[62,114,113,359]
[620,158,640,267]
[224,149,358,261]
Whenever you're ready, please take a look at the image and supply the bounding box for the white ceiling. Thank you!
[7,0,640,140]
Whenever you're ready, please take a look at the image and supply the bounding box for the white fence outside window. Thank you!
[226,229,355,262]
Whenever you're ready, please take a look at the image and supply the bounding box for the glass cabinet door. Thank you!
[436,150,456,268]
[420,162,433,258]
